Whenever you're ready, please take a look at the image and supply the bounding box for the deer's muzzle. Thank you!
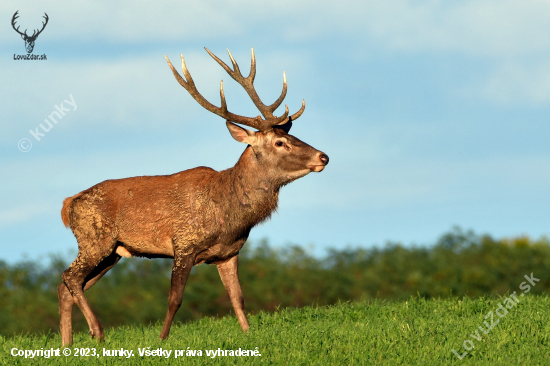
[309,152,329,172]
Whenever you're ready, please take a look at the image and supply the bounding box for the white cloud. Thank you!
[481,62,550,104]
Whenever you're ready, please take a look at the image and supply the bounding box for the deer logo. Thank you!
[12,11,49,54]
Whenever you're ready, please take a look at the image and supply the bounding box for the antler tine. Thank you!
[226,49,241,77]
[265,72,308,124]
[11,11,26,36]
[274,99,306,126]
[12,11,19,24]
[179,54,194,87]
[273,105,290,125]
[205,48,236,79]
[165,55,188,89]
[40,13,49,31]
[266,71,288,114]
[249,48,256,82]
[290,99,306,121]
[220,80,227,113]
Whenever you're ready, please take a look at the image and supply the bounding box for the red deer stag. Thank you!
[58,48,329,346]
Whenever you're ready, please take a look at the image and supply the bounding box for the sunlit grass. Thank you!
[1,295,549,365]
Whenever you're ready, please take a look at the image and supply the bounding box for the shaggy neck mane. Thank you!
[215,146,280,229]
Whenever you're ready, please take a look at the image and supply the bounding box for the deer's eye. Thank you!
[275,141,284,147]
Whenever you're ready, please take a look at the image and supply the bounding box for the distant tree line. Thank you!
[1,227,549,336]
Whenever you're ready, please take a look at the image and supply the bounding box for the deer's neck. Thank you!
[218,147,279,227]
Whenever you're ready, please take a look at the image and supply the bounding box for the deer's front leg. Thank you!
[217,255,250,331]
[160,253,194,340]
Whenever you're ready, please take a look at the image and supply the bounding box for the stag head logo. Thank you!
[12,11,49,54]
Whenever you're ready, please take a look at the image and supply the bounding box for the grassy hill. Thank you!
[2,295,549,365]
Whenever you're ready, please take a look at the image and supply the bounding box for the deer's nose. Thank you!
[319,153,329,165]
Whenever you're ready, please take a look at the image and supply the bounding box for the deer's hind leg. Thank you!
[61,236,118,343]
[59,250,121,346]
[159,250,195,340]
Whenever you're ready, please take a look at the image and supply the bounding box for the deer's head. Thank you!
[165,48,329,186]
[12,11,49,54]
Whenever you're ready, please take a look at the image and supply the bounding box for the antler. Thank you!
[11,11,26,37]
[165,48,305,132]
[11,11,48,40]
[30,13,49,40]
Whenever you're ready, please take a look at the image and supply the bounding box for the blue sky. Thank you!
[1,1,550,263]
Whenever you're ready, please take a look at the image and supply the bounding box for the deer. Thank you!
[11,11,49,54]
[58,47,329,346]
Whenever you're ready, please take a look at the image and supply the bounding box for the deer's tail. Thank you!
[61,192,83,228]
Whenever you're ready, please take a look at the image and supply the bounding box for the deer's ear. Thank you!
[226,121,257,145]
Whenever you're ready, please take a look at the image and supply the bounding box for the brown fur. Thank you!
[61,192,83,228]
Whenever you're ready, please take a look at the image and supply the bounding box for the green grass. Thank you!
[1,295,549,365]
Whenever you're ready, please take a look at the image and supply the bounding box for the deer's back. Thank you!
[67,166,224,258]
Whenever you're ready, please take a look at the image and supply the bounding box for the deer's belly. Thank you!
[194,238,247,265]
[116,233,175,258]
